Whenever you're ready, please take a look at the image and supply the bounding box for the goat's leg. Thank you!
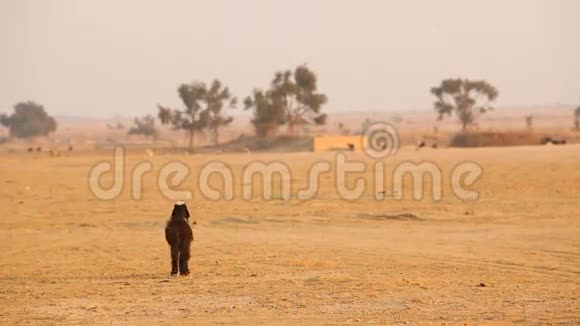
[170,245,179,276]
[178,243,190,276]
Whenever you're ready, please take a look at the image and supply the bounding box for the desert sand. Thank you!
[0,144,579,324]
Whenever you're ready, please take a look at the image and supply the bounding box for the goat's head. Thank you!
[171,201,190,220]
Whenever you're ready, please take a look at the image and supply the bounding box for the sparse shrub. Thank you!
[450,131,541,147]
[525,115,533,130]
[128,115,158,139]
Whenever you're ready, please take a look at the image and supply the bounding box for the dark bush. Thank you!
[450,131,541,147]
[0,102,57,138]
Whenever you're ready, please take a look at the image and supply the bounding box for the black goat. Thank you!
[165,202,194,276]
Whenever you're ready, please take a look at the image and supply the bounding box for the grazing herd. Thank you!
[25,146,74,153]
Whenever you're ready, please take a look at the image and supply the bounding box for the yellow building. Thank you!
[312,135,365,152]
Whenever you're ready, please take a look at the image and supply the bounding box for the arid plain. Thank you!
[0,144,579,324]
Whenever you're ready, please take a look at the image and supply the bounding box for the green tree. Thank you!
[0,101,57,138]
[243,89,286,137]
[205,80,236,144]
[158,82,207,151]
[270,65,328,135]
[158,80,236,150]
[431,78,498,130]
[128,115,158,139]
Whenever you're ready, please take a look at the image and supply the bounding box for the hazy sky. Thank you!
[1,0,579,117]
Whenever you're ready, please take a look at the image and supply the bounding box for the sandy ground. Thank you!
[0,145,579,324]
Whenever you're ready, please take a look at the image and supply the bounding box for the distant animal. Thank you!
[347,143,355,151]
[164,202,194,276]
[36,147,42,152]
[416,140,426,150]
[27,147,34,152]
[541,137,567,145]
[68,145,74,151]
[431,143,438,149]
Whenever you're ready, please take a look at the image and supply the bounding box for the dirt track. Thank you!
[0,145,579,324]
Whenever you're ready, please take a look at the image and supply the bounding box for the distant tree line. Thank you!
[3,70,579,145]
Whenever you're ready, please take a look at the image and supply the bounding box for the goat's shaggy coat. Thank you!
[165,202,193,276]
